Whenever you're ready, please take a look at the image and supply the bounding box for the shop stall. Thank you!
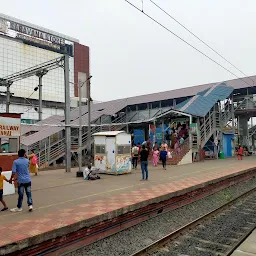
[0,113,21,195]
[93,131,132,175]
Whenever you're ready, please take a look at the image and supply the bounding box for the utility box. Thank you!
[93,131,132,175]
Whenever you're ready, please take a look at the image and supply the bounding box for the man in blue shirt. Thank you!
[10,149,33,212]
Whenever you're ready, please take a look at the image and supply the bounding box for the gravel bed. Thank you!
[154,192,256,256]
[68,177,256,256]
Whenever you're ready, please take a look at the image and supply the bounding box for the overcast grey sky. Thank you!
[1,0,256,101]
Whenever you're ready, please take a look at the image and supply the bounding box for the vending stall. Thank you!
[93,131,132,175]
[0,113,21,195]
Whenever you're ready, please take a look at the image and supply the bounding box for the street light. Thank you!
[77,75,93,176]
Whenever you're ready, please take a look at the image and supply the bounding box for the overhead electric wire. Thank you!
[149,0,255,85]
[124,0,253,88]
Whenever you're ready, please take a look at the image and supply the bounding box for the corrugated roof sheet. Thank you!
[175,83,233,116]
[21,75,255,145]
[20,126,63,146]
[69,75,256,122]
[21,115,64,135]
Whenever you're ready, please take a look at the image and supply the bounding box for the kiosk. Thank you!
[0,113,21,195]
[93,131,132,175]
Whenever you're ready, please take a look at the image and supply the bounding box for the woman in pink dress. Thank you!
[152,148,159,166]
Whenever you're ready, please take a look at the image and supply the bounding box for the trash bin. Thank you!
[219,152,225,159]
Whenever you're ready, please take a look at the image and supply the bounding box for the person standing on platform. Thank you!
[237,145,243,160]
[152,148,159,167]
[160,147,168,170]
[10,149,33,212]
[140,145,149,181]
[153,142,159,151]
[132,144,139,169]
[28,150,38,176]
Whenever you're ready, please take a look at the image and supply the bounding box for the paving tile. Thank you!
[0,158,255,250]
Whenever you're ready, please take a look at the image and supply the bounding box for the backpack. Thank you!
[31,155,37,165]
[133,147,139,155]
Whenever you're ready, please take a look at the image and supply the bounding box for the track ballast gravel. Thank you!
[67,177,256,256]
[150,191,256,256]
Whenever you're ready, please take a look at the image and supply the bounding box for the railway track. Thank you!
[131,187,256,256]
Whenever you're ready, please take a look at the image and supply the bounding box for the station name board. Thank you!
[0,117,20,137]
[9,21,65,45]
[0,19,73,54]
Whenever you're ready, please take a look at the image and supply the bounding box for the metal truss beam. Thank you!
[0,56,64,86]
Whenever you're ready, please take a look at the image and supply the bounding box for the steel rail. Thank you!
[130,186,256,256]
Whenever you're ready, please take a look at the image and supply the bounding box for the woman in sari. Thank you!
[28,150,38,176]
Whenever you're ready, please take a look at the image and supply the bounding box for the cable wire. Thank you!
[149,0,255,85]
[124,0,253,88]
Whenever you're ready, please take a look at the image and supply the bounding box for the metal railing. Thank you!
[32,113,128,167]
[200,110,216,148]
[169,137,190,163]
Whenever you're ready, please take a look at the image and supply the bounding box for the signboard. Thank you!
[0,18,73,55]
[21,119,38,124]
[9,21,65,45]
[0,117,21,137]
[190,123,197,134]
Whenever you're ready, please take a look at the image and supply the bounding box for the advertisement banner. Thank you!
[0,117,21,137]
[190,123,197,134]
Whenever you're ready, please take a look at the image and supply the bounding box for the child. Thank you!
[237,145,243,160]
[152,148,159,167]
[0,167,9,211]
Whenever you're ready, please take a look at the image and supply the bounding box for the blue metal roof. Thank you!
[175,83,233,117]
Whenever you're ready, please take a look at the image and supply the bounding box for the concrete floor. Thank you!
[231,230,256,255]
[0,157,255,226]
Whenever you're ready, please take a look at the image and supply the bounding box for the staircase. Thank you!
[199,109,219,148]
[167,138,190,165]
[31,114,128,168]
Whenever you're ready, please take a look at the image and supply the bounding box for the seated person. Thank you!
[83,164,100,180]
[243,146,249,156]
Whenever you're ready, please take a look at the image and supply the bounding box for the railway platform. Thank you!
[0,157,256,255]
[231,229,256,256]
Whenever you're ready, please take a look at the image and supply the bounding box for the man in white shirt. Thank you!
[132,144,139,169]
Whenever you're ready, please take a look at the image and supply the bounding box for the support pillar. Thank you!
[6,85,11,113]
[36,70,48,121]
[87,78,91,156]
[38,75,43,121]
[78,79,83,173]
[162,119,164,142]
[64,54,71,172]
[231,94,235,134]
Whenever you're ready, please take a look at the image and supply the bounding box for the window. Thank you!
[0,138,18,153]
[95,145,105,154]
[118,145,131,155]
[9,138,18,153]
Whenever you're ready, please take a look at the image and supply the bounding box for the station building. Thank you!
[0,13,90,123]
[19,75,256,168]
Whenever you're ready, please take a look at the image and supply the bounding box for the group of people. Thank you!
[0,149,37,212]
[131,141,170,181]
[236,145,251,160]
[166,124,188,151]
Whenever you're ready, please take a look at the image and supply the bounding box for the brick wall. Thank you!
[74,43,90,97]
[0,154,18,171]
